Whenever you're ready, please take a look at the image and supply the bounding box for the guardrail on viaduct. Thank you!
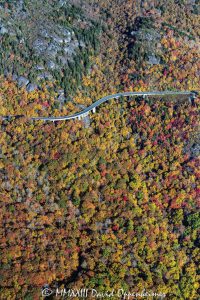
[1,91,198,122]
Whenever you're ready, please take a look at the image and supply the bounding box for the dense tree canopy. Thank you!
[0,0,199,299]
[0,95,199,299]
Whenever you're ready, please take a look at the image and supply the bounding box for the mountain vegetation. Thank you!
[0,0,199,299]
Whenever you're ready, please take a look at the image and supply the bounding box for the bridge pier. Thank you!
[2,91,196,122]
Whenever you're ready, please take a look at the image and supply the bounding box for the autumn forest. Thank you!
[0,0,199,299]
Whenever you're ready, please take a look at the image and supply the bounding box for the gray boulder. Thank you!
[79,40,85,48]
[47,61,56,69]
[130,31,137,36]
[0,26,8,35]
[12,74,18,81]
[33,39,48,54]
[58,94,65,102]
[53,36,63,44]
[58,55,68,65]
[63,36,71,43]
[40,29,49,38]
[59,0,67,6]
[64,46,75,55]
[35,65,45,71]
[63,29,72,37]
[26,83,38,92]
[148,55,160,65]
[18,76,29,87]
[58,89,64,95]
[37,72,53,81]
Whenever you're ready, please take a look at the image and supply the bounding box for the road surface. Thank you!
[1,90,197,122]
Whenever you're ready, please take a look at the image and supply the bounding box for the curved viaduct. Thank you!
[1,91,197,122]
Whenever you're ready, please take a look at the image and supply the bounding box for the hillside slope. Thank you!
[0,1,199,299]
